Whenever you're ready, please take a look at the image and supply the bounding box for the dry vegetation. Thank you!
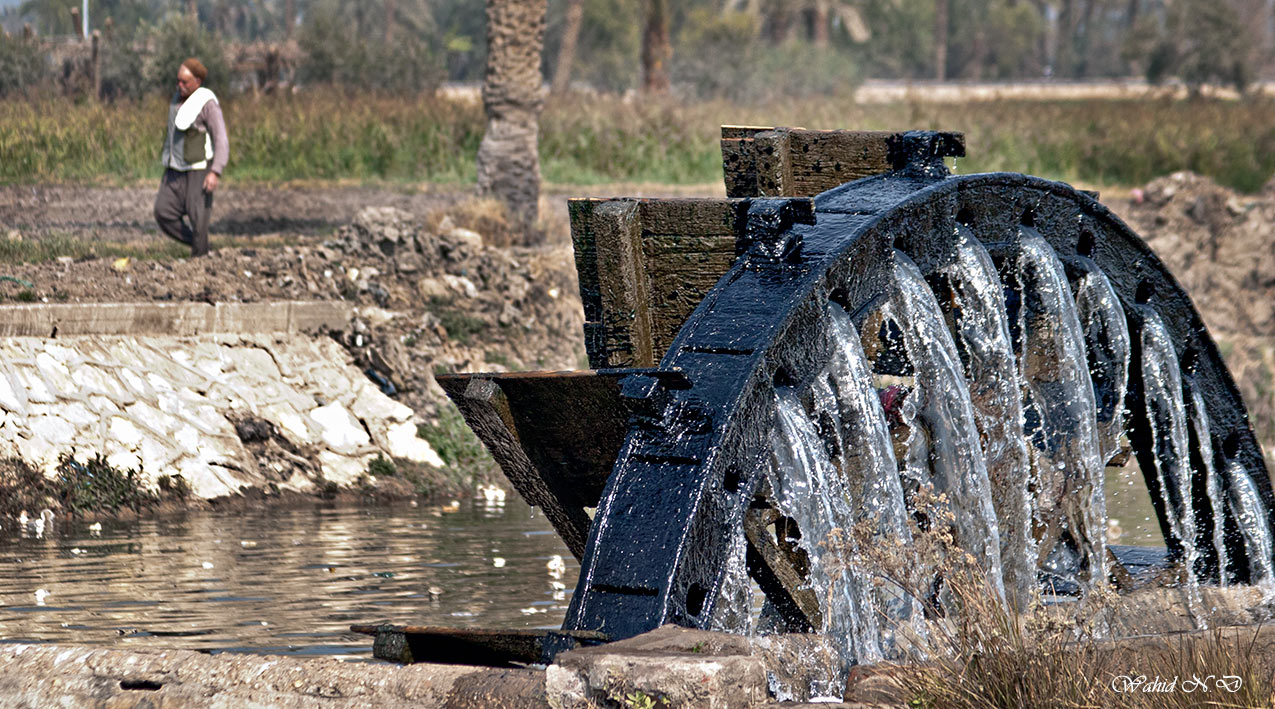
[832,489,1275,707]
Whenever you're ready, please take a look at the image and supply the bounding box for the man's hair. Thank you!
[181,57,207,82]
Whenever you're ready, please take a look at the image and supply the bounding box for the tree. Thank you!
[476,0,547,235]
[550,0,582,94]
[1131,0,1262,94]
[641,0,670,93]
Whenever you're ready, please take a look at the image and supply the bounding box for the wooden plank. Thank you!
[637,198,744,236]
[437,374,595,560]
[787,129,894,195]
[569,198,605,325]
[643,234,737,357]
[722,137,757,198]
[351,624,609,667]
[743,506,820,632]
[753,129,794,197]
[593,200,654,368]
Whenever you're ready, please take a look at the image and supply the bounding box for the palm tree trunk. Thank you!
[812,0,830,48]
[934,0,948,81]
[551,0,583,95]
[476,0,548,235]
[641,0,671,94]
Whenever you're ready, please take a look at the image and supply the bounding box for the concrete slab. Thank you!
[0,301,351,337]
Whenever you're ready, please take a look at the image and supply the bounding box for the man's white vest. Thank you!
[161,87,216,171]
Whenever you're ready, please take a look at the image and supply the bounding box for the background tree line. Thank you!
[2,0,1273,99]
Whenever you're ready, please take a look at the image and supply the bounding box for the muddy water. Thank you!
[0,497,577,659]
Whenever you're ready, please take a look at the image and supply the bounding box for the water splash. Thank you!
[1064,255,1131,464]
[1003,231,1106,592]
[877,251,1006,602]
[771,388,877,675]
[1183,377,1230,584]
[932,228,1034,607]
[1223,458,1275,590]
[1133,307,1204,624]
[824,303,925,652]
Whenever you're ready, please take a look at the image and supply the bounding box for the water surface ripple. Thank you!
[0,497,577,659]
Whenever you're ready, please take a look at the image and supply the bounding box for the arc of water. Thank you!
[932,228,1034,607]
[1183,378,1231,584]
[771,388,879,666]
[825,303,925,654]
[1132,308,1200,569]
[1223,458,1275,588]
[877,251,1006,603]
[1000,230,1107,592]
[1063,254,1131,465]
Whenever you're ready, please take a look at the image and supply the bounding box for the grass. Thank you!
[7,90,1275,192]
[0,232,190,265]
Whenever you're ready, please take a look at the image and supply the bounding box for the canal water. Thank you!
[0,464,1165,661]
[0,495,577,660]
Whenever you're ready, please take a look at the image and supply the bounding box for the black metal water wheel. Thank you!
[560,133,1274,645]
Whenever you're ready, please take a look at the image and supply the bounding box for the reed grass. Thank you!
[5,90,1275,192]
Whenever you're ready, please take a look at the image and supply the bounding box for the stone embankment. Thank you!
[0,301,444,502]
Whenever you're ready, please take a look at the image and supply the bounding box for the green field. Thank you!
[5,91,1275,192]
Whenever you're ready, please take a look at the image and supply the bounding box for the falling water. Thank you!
[1005,231,1107,591]
[932,228,1034,607]
[709,521,757,633]
[1223,458,1275,588]
[1183,378,1231,584]
[824,303,925,652]
[878,252,1006,602]
[771,388,879,669]
[1134,307,1204,621]
[1065,255,1131,464]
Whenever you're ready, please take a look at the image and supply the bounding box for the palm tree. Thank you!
[476,0,547,234]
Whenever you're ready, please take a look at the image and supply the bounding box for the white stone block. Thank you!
[318,451,370,485]
[382,421,445,467]
[104,448,141,474]
[309,402,370,454]
[350,385,414,423]
[261,403,311,443]
[108,416,143,448]
[58,402,99,428]
[34,351,73,395]
[125,401,175,437]
[19,366,56,404]
[14,433,58,471]
[31,415,76,446]
[0,369,29,415]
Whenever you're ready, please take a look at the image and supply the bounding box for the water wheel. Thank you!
[439,127,1274,668]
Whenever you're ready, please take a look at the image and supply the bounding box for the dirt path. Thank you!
[0,184,474,242]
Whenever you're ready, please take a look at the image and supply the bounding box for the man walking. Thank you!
[154,58,228,257]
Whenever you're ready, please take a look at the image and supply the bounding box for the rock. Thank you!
[547,626,768,709]
[309,402,371,454]
[417,277,450,299]
[382,422,445,467]
[442,274,479,298]
[318,450,369,485]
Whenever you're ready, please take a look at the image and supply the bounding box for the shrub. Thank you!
[0,33,50,98]
[145,14,231,98]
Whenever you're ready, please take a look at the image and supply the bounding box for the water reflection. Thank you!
[0,496,577,659]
